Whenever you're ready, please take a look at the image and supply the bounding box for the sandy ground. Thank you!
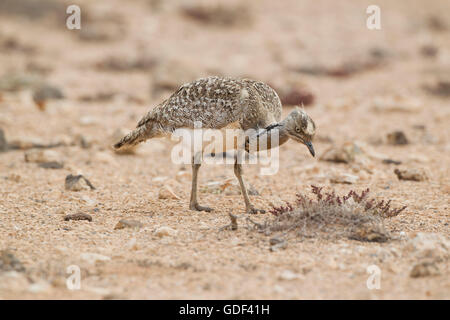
[0,0,449,299]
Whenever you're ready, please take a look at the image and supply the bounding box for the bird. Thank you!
[114,76,316,214]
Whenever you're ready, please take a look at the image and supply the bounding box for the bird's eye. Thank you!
[295,127,301,133]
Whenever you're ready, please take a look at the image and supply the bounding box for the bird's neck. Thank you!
[246,122,289,152]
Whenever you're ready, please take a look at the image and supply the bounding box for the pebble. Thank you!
[24,149,62,164]
[320,142,361,163]
[410,261,441,278]
[158,185,180,200]
[0,250,26,272]
[330,173,359,184]
[154,226,177,238]
[386,131,409,145]
[80,252,111,264]
[114,219,143,230]
[64,212,93,222]
[28,280,52,293]
[65,174,96,191]
[0,128,7,152]
[394,168,428,181]
[278,270,303,281]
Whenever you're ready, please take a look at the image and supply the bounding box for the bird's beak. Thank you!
[305,141,315,157]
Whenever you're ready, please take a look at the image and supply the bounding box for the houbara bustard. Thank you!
[114,76,316,214]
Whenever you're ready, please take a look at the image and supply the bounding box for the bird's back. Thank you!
[143,76,282,132]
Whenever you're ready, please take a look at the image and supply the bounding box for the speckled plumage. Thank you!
[114,76,282,148]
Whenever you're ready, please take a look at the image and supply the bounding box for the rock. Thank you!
[32,84,64,111]
[80,253,111,265]
[158,185,180,200]
[405,233,449,260]
[386,131,409,145]
[64,212,93,222]
[24,149,62,164]
[320,142,361,163]
[0,250,25,272]
[330,173,359,184]
[270,238,288,252]
[65,174,96,191]
[349,224,389,243]
[38,161,64,169]
[114,219,143,230]
[6,173,21,182]
[0,73,42,92]
[73,134,92,149]
[382,159,402,165]
[28,280,52,293]
[79,116,98,126]
[410,261,441,278]
[423,80,450,97]
[0,128,7,152]
[0,271,29,291]
[420,45,438,58]
[278,270,302,281]
[394,168,428,181]
[155,226,177,238]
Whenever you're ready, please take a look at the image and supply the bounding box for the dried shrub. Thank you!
[259,186,406,242]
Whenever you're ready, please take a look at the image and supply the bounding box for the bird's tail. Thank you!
[113,124,150,150]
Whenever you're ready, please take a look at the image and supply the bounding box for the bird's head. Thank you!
[284,107,316,157]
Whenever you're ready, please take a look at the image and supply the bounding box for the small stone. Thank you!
[424,80,450,97]
[394,168,428,182]
[38,161,64,169]
[158,185,180,200]
[0,128,7,152]
[32,84,64,111]
[405,233,449,260]
[28,280,52,293]
[330,173,359,184]
[65,174,96,191]
[386,131,409,145]
[114,219,143,230]
[410,261,441,278]
[382,159,402,165]
[278,270,302,281]
[64,212,92,222]
[154,226,177,238]
[24,149,62,164]
[320,142,361,163]
[7,173,21,182]
[0,250,26,272]
[80,253,111,265]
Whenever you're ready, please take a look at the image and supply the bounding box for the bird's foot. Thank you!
[190,203,213,212]
[246,207,266,214]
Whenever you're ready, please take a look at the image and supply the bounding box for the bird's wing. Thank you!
[150,77,249,131]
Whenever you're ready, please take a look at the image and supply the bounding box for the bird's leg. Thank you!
[189,152,213,212]
[233,155,265,214]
